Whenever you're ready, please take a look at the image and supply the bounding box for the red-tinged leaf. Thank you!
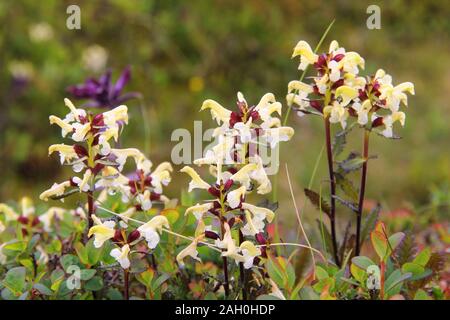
[371,230,389,261]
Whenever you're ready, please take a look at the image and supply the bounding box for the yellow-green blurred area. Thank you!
[0,1,449,227]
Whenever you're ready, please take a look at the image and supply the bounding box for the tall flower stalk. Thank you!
[288,40,414,262]
[178,92,294,299]
[287,40,365,265]
[40,98,174,299]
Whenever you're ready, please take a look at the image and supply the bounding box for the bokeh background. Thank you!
[1,1,449,237]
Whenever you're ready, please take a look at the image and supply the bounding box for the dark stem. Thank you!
[87,190,94,229]
[150,253,158,272]
[124,269,130,300]
[238,228,247,300]
[218,197,230,298]
[324,118,340,266]
[355,130,370,256]
[84,190,95,243]
[222,256,230,298]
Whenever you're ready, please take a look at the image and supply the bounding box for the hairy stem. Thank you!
[324,118,340,266]
[355,130,370,256]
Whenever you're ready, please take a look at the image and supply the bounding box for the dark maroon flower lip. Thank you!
[66,66,141,109]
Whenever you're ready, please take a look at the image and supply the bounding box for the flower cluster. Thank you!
[287,40,414,137]
[177,92,294,270]
[40,98,130,201]
[40,98,173,270]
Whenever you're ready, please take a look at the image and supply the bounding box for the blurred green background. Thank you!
[0,1,449,232]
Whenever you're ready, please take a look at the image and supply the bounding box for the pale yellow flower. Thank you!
[200,99,232,125]
[39,181,71,201]
[180,166,210,191]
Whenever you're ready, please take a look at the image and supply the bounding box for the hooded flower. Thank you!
[88,215,116,248]
[226,186,247,209]
[176,237,202,267]
[180,166,211,191]
[137,215,170,249]
[185,203,214,220]
[40,181,72,201]
[110,244,131,269]
[239,241,262,269]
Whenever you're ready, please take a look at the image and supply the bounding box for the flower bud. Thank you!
[127,230,141,243]
[113,229,124,243]
[208,186,220,198]
[18,215,29,225]
[205,230,220,240]
[255,232,266,245]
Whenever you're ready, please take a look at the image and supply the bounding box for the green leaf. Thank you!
[371,222,389,261]
[47,239,62,254]
[351,256,376,270]
[80,269,97,281]
[332,195,358,212]
[315,266,329,280]
[360,204,380,246]
[26,234,40,253]
[84,276,103,291]
[298,287,320,300]
[19,258,34,272]
[304,188,331,217]
[402,262,425,277]
[335,173,358,202]
[33,283,53,296]
[136,269,154,288]
[3,240,27,252]
[74,242,89,265]
[388,232,405,252]
[350,264,366,283]
[60,254,80,271]
[413,248,431,266]
[384,270,412,295]
[313,277,335,293]
[266,258,284,289]
[106,288,123,300]
[266,257,295,290]
[152,273,170,291]
[414,289,432,300]
[86,238,103,266]
[332,131,346,157]
[338,153,366,173]
[316,219,333,256]
[50,269,65,292]
[4,267,27,294]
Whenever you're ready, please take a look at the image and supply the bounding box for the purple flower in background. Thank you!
[67,66,141,109]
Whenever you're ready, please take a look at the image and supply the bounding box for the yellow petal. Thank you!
[200,99,232,124]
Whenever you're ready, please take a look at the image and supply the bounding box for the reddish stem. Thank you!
[324,119,340,266]
[355,130,370,256]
